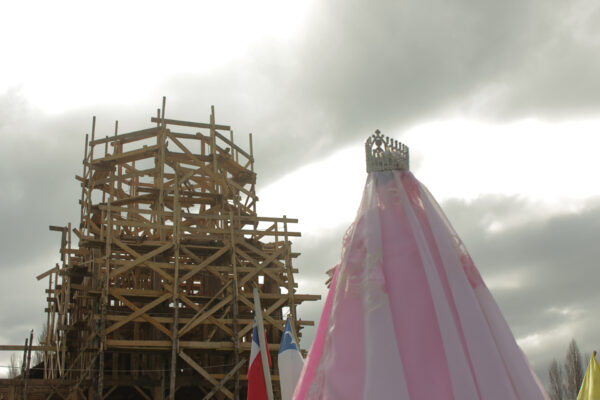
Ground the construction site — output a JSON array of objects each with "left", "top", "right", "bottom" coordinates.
[{"left": 0, "top": 98, "right": 320, "bottom": 400}]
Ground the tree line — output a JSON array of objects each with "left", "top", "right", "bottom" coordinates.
[{"left": 548, "top": 338, "right": 589, "bottom": 400}]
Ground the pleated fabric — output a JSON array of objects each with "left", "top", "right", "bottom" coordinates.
[{"left": 294, "top": 170, "right": 549, "bottom": 400}]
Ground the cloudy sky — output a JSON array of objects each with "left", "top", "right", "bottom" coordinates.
[{"left": 1, "top": 0, "right": 600, "bottom": 387}]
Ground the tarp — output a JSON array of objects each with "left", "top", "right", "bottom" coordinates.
[{"left": 294, "top": 170, "right": 549, "bottom": 400}]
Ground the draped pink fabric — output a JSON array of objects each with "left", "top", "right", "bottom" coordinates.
[{"left": 294, "top": 170, "right": 549, "bottom": 400}]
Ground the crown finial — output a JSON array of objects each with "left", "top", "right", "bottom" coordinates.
[{"left": 365, "top": 130, "right": 409, "bottom": 172}]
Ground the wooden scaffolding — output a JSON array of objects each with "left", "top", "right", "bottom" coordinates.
[{"left": 3, "top": 98, "right": 319, "bottom": 399}]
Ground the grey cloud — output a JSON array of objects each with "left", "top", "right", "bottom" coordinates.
[
  {"left": 2, "top": 0, "right": 600, "bottom": 384},
  {"left": 443, "top": 195, "right": 600, "bottom": 384},
  {"left": 153, "top": 0, "right": 600, "bottom": 186}
]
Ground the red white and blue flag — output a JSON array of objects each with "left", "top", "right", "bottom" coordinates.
[
  {"left": 278, "top": 317, "right": 304, "bottom": 400},
  {"left": 247, "top": 318, "right": 271, "bottom": 400}
]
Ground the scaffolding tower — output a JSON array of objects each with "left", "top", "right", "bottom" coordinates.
[{"left": 4, "top": 98, "right": 319, "bottom": 400}]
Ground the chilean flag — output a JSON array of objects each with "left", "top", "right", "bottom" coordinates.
[
  {"left": 247, "top": 318, "right": 271, "bottom": 400},
  {"left": 278, "top": 317, "right": 304, "bottom": 400}
]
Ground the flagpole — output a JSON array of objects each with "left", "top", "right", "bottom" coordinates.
[{"left": 253, "top": 287, "right": 274, "bottom": 400}]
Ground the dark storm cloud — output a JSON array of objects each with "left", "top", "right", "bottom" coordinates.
[{"left": 157, "top": 0, "right": 600, "bottom": 186}]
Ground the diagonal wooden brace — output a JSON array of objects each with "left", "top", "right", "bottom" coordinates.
[
  {"left": 178, "top": 350, "right": 234, "bottom": 400},
  {"left": 105, "top": 292, "right": 171, "bottom": 335},
  {"left": 236, "top": 247, "right": 285, "bottom": 287},
  {"left": 109, "top": 242, "right": 173, "bottom": 279},
  {"left": 178, "top": 294, "right": 233, "bottom": 337},
  {"left": 181, "top": 245, "right": 230, "bottom": 282},
  {"left": 110, "top": 292, "right": 173, "bottom": 338},
  {"left": 237, "top": 295, "right": 287, "bottom": 339},
  {"left": 201, "top": 358, "right": 246, "bottom": 400}
]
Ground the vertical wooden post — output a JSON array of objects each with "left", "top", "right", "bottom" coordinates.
[
  {"left": 158, "top": 97, "right": 167, "bottom": 241},
  {"left": 87, "top": 117, "right": 96, "bottom": 236},
  {"left": 210, "top": 106, "right": 217, "bottom": 175},
  {"left": 102, "top": 137, "right": 108, "bottom": 203},
  {"left": 283, "top": 216, "right": 296, "bottom": 324},
  {"left": 229, "top": 211, "right": 240, "bottom": 399},
  {"left": 80, "top": 133, "right": 89, "bottom": 232},
  {"left": 98, "top": 160, "right": 114, "bottom": 400},
  {"left": 252, "top": 288, "right": 274, "bottom": 400},
  {"left": 249, "top": 133, "right": 257, "bottom": 224},
  {"left": 169, "top": 176, "right": 180, "bottom": 400},
  {"left": 44, "top": 275, "right": 52, "bottom": 380},
  {"left": 19, "top": 338, "right": 27, "bottom": 400},
  {"left": 24, "top": 330, "right": 33, "bottom": 400}
]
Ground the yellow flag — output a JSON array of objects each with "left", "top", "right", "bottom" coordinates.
[{"left": 578, "top": 352, "right": 600, "bottom": 400}]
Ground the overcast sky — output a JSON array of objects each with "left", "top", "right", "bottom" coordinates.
[{"left": 1, "top": 0, "right": 600, "bottom": 387}]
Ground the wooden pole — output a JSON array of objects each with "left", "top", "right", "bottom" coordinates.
[
  {"left": 80, "top": 133, "right": 88, "bottom": 233},
  {"left": 252, "top": 288, "right": 274, "bottom": 400},
  {"left": 229, "top": 210, "right": 240, "bottom": 399},
  {"left": 98, "top": 156, "right": 114, "bottom": 399},
  {"left": 169, "top": 176, "right": 180, "bottom": 400},
  {"left": 24, "top": 330, "right": 33, "bottom": 400},
  {"left": 158, "top": 97, "right": 167, "bottom": 241},
  {"left": 20, "top": 338, "right": 27, "bottom": 400}
]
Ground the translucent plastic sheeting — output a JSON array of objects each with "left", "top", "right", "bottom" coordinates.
[{"left": 294, "top": 170, "right": 549, "bottom": 400}]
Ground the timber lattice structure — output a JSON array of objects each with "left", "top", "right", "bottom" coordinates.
[{"left": 0, "top": 98, "right": 319, "bottom": 400}]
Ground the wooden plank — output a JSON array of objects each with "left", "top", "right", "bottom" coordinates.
[
  {"left": 178, "top": 295, "right": 233, "bottom": 337},
  {"left": 178, "top": 213, "right": 298, "bottom": 224},
  {"left": 0, "top": 345, "right": 54, "bottom": 351},
  {"left": 105, "top": 292, "right": 171, "bottom": 335},
  {"left": 180, "top": 245, "right": 224, "bottom": 282},
  {"left": 110, "top": 292, "right": 173, "bottom": 338},
  {"left": 92, "top": 167, "right": 156, "bottom": 186},
  {"left": 214, "top": 130, "right": 252, "bottom": 160},
  {"left": 103, "top": 386, "right": 117, "bottom": 399},
  {"left": 177, "top": 293, "right": 233, "bottom": 337},
  {"left": 150, "top": 117, "right": 231, "bottom": 131},
  {"left": 109, "top": 242, "right": 173, "bottom": 279},
  {"left": 178, "top": 351, "right": 234, "bottom": 400},
  {"left": 91, "top": 127, "right": 160, "bottom": 145},
  {"left": 110, "top": 193, "right": 156, "bottom": 206},
  {"left": 98, "top": 204, "right": 170, "bottom": 216},
  {"left": 238, "top": 296, "right": 288, "bottom": 339},
  {"left": 97, "top": 313, "right": 314, "bottom": 326},
  {"left": 134, "top": 385, "right": 152, "bottom": 400},
  {"left": 91, "top": 144, "right": 161, "bottom": 165},
  {"left": 166, "top": 131, "right": 223, "bottom": 184},
  {"left": 110, "top": 235, "right": 174, "bottom": 283},
  {"left": 180, "top": 245, "right": 230, "bottom": 282},
  {"left": 36, "top": 266, "right": 59, "bottom": 281},
  {"left": 201, "top": 358, "right": 246, "bottom": 400},
  {"left": 236, "top": 247, "right": 285, "bottom": 287}
]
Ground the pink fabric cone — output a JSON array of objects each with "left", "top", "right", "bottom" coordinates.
[{"left": 294, "top": 170, "right": 549, "bottom": 400}]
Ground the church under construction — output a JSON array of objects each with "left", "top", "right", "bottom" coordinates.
[{"left": 0, "top": 98, "right": 320, "bottom": 400}]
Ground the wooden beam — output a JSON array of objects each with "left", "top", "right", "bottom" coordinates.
[
  {"left": 150, "top": 117, "right": 231, "bottom": 131},
  {"left": 109, "top": 242, "right": 173, "bottom": 279},
  {"left": 110, "top": 292, "right": 173, "bottom": 338},
  {"left": 180, "top": 245, "right": 230, "bottom": 282},
  {"left": 0, "top": 345, "right": 54, "bottom": 351},
  {"left": 105, "top": 293, "right": 171, "bottom": 335},
  {"left": 201, "top": 358, "right": 246, "bottom": 400},
  {"left": 178, "top": 351, "right": 234, "bottom": 400}
]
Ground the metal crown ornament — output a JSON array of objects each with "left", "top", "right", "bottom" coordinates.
[{"left": 365, "top": 130, "right": 409, "bottom": 172}]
